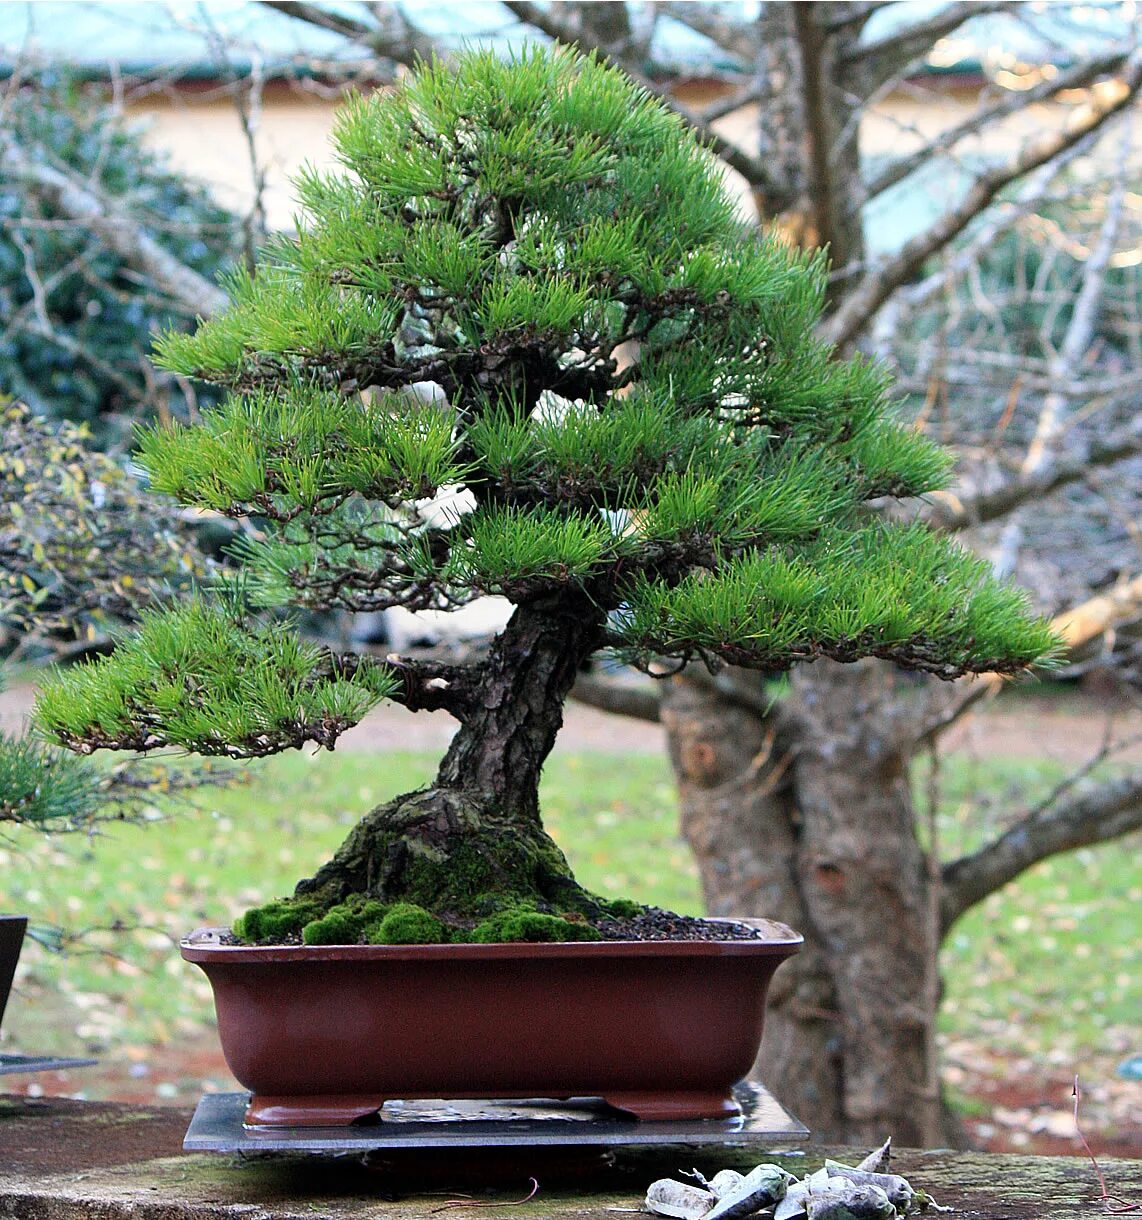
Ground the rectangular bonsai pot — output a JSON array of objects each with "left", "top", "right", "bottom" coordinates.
[{"left": 181, "top": 919, "right": 801, "bottom": 1127}]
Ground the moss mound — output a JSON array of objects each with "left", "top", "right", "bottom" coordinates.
[
  {"left": 235, "top": 893, "right": 643, "bottom": 946},
  {"left": 469, "top": 903, "right": 601, "bottom": 943},
  {"left": 365, "top": 903, "right": 448, "bottom": 945},
  {"left": 232, "top": 788, "right": 648, "bottom": 946}
]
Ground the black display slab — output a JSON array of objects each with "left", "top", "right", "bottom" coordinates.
[{"left": 185, "top": 1082, "right": 808, "bottom": 1153}]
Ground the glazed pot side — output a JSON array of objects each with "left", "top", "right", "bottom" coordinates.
[{"left": 182, "top": 927, "right": 802, "bottom": 1127}]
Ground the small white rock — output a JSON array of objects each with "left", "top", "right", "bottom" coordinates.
[
  {"left": 709, "top": 1170, "right": 747, "bottom": 1199},
  {"left": 645, "top": 1179, "right": 716, "bottom": 1220},
  {"left": 704, "top": 1164, "right": 793, "bottom": 1220}
]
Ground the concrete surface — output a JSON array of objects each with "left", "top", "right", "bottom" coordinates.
[{"left": 2, "top": 1094, "right": 1140, "bottom": 1219}]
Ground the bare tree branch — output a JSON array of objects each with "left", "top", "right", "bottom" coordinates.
[
  {"left": 844, "top": 1, "right": 1017, "bottom": 82},
  {"left": 260, "top": 0, "right": 371, "bottom": 42},
  {"left": 940, "top": 772, "right": 1142, "bottom": 931},
  {"left": 926, "top": 416, "right": 1142, "bottom": 531},
  {"left": 822, "top": 2, "right": 895, "bottom": 35},
  {"left": 857, "top": 47, "right": 1132, "bottom": 211},
  {"left": 0, "top": 134, "right": 227, "bottom": 317},
  {"left": 823, "top": 52, "right": 1142, "bottom": 349},
  {"left": 260, "top": 0, "right": 436, "bottom": 66},
  {"left": 571, "top": 672, "right": 661, "bottom": 723},
  {"left": 895, "top": 134, "right": 1097, "bottom": 315},
  {"left": 662, "top": 2, "right": 758, "bottom": 62},
  {"left": 991, "top": 117, "right": 1133, "bottom": 577}
]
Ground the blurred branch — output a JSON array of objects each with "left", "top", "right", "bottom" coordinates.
[
  {"left": 844, "top": 1, "right": 1017, "bottom": 83},
  {"left": 940, "top": 771, "right": 1142, "bottom": 931},
  {"left": 824, "top": 52, "right": 1142, "bottom": 349},
  {"left": 822, "top": 2, "right": 894, "bottom": 35},
  {"left": 991, "top": 117, "right": 1132, "bottom": 577},
  {"left": 0, "top": 133, "right": 227, "bottom": 316},
  {"left": 857, "top": 47, "right": 1132, "bottom": 211},
  {"left": 260, "top": 0, "right": 436, "bottom": 65},
  {"left": 926, "top": 416, "right": 1142, "bottom": 531},
  {"left": 897, "top": 135, "right": 1097, "bottom": 315},
  {"left": 571, "top": 672, "right": 661, "bottom": 722},
  {"left": 663, "top": 3, "right": 758, "bottom": 62}
]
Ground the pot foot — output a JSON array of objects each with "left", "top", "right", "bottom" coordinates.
[
  {"left": 602, "top": 1090, "right": 741, "bottom": 1121},
  {"left": 244, "top": 1094, "right": 388, "bottom": 1127}
]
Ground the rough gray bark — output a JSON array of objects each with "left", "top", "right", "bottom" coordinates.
[
  {"left": 662, "top": 661, "right": 941, "bottom": 1146},
  {"left": 296, "top": 594, "right": 607, "bottom": 913}
]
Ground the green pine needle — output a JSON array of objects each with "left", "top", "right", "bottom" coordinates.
[{"left": 34, "top": 600, "right": 396, "bottom": 757}]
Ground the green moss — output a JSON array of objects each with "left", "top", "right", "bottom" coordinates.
[
  {"left": 300, "top": 899, "right": 389, "bottom": 946},
  {"left": 233, "top": 897, "right": 324, "bottom": 942},
  {"left": 600, "top": 897, "right": 643, "bottom": 919},
  {"left": 364, "top": 902, "right": 447, "bottom": 945},
  {"left": 399, "top": 835, "right": 559, "bottom": 912},
  {"left": 466, "top": 903, "right": 603, "bottom": 944}
]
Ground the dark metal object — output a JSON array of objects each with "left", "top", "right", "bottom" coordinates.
[
  {"left": 184, "top": 1081, "right": 807, "bottom": 1152},
  {"left": 0, "top": 1053, "right": 98, "bottom": 1075},
  {"left": 1, "top": 916, "right": 97, "bottom": 1075},
  {"left": 0, "top": 916, "right": 27, "bottom": 1028}
]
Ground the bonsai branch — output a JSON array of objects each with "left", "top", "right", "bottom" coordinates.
[{"left": 319, "top": 650, "right": 484, "bottom": 720}]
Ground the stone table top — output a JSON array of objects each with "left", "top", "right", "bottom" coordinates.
[{"left": 2, "top": 1094, "right": 1139, "bottom": 1219}]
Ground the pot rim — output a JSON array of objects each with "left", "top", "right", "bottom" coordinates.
[{"left": 181, "top": 917, "right": 802, "bottom": 963}]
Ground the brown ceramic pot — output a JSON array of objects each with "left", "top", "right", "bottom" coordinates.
[{"left": 181, "top": 918, "right": 801, "bottom": 1127}]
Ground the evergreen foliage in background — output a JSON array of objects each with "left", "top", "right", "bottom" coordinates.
[
  {"left": 37, "top": 48, "right": 1062, "bottom": 944},
  {"left": 1, "top": 401, "right": 231, "bottom": 833},
  {"left": 0, "top": 74, "right": 241, "bottom": 444},
  {"left": 1, "top": 400, "right": 208, "bottom": 652}
]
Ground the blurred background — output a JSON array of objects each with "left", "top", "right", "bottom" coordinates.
[{"left": 1, "top": 0, "right": 1139, "bottom": 1155}]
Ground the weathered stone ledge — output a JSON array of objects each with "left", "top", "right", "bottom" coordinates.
[{"left": 2, "top": 1095, "right": 1139, "bottom": 1219}]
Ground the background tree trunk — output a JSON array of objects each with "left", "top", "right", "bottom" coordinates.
[
  {"left": 662, "top": 661, "right": 945, "bottom": 1144},
  {"left": 657, "top": 1, "right": 952, "bottom": 1144}
]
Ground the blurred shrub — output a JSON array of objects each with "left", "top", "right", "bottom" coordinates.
[{"left": 0, "top": 73, "right": 241, "bottom": 445}]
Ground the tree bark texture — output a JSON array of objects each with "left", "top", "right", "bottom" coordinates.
[
  {"left": 661, "top": 661, "right": 941, "bottom": 1145},
  {"left": 296, "top": 593, "right": 607, "bottom": 917}
]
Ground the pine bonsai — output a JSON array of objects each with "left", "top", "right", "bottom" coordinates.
[{"left": 35, "top": 47, "right": 1060, "bottom": 946}]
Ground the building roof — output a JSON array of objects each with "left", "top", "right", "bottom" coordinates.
[{"left": 1, "top": 1, "right": 1132, "bottom": 81}]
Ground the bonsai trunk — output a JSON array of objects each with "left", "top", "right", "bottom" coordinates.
[
  {"left": 661, "top": 661, "right": 956, "bottom": 1147},
  {"left": 295, "top": 593, "right": 608, "bottom": 920}
]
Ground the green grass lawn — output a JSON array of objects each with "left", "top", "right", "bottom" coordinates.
[{"left": 2, "top": 748, "right": 1137, "bottom": 1069}]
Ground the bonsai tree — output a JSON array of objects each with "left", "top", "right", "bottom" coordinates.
[{"left": 35, "top": 47, "right": 1060, "bottom": 946}]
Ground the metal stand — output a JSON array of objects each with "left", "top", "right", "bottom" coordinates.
[
  {"left": 185, "top": 1082, "right": 807, "bottom": 1153},
  {"left": 0, "top": 1053, "right": 98, "bottom": 1075}
]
